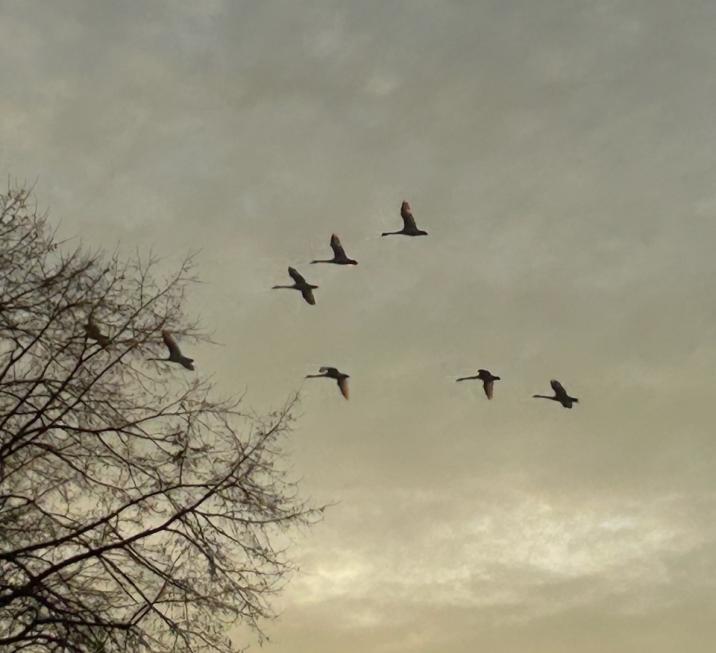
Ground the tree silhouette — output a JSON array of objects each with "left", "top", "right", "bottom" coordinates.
[{"left": 0, "top": 185, "right": 320, "bottom": 652}]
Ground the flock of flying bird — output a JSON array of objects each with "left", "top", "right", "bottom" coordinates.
[{"left": 84, "top": 200, "right": 579, "bottom": 408}]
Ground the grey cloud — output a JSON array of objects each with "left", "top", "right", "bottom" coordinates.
[{"left": 2, "top": 0, "right": 716, "bottom": 651}]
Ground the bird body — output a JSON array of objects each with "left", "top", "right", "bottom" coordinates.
[
  {"left": 272, "top": 267, "right": 318, "bottom": 305},
  {"left": 311, "top": 234, "right": 358, "bottom": 265},
  {"left": 149, "top": 330, "right": 195, "bottom": 370},
  {"left": 382, "top": 201, "right": 429, "bottom": 237},
  {"left": 305, "top": 366, "right": 350, "bottom": 399},
  {"left": 456, "top": 368, "right": 500, "bottom": 399},
  {"left": 84, "top": 318, "right": 110, "bottom": 348},
  {"left": 533, "top": 379, "right": 578, "bottom": 408}
]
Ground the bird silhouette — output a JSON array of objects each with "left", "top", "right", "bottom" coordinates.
[
  {"left": 305, "top": 366, "right": 350, "bottom": 399},
  {"left": 311, "top": 234, "right": 358, "bottom": 265},
  {"left": 84, "top": 317, "right": 110, "bottom": 348},
  {"left": 533, "top": 379, "right": 578, "bottom": 408},
  {"left": 272, "top": 267, "right": 318, "bottom": 305},
  {"left": 149, "top": 330, "right": 195, "bottom": 370},
  {"left": 456, "top": 368, "right": 501, "bottom": 399},
  {"left": 382, "top": 201, "right": 428, "bottom": 237}
]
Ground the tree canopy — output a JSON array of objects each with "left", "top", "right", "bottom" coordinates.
[{"left": 0, "top": 186, "right": 319, "bottom": 652}]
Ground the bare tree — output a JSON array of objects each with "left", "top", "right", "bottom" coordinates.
[{"left": 0, "top": 185, "right": 320, "bottom": 652}]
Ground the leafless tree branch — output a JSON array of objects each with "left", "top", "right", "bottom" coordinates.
[{"left": 0, "top": 185, "right": 321, "bottom": 652}]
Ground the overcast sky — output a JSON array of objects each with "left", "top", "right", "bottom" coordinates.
[{"left": 2, "top": 1, "right": 716, "bottom": 651}]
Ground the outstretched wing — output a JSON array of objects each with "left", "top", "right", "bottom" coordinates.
[
  {"left": 84, "top": 319, "right": 109, "bottom": 346},
  {"left": 301, "top": 286, "right": 316, "bottom": 305},
  {"left": 400, "top": 201, "right": 418, "bottom": 231},
  {"left": 550, "top": 379, "right": 567, "bottom": 399},
  {"left": 319, "top": 366, "right": 339, "bottom": 376},
  {"left": 84, "top": 321, "right": 99, "bottom": 339},
  {"left": 337, "top": 376, "right": 349, "bottom": 399},
  {"left": 483, "top": 379, "right": 494, "bottom": 400},
  {"left": 162, "top": 330, "right": 183, "bottom": 358},
  {"left": 330, "top": 234, "right": 347, "bottom": 259},
  {"left": 288, "top": 266, "right": 306, "bottom": 285}
]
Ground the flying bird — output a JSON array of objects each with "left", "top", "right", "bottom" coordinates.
[
  {"left": 456, "top": 368, "right": 501, "bottom": 399},
  {"left": 381, "top": 201, "right": 428, "bottom": 237},
  {"left": 305, "top": 366, "right": 350, "bottom": 399},
  {"left": 311, "top": 234, "right": 358, "bottom": 265},
  {"left": 84, "top": 318, "right": 110, "bottom": 348},
  {"left": 149, "top": 330, "right": 195, "bottom": 370},
  {"left": 533, "top": 379, "right": 579, "bottom": 409},
  {"left": 272, "top": 267, "right": 318, "bottom": 305}
]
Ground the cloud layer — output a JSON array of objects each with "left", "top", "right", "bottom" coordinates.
[{"left": 2, "top": 1, "right": 716, "bottom": 650}]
